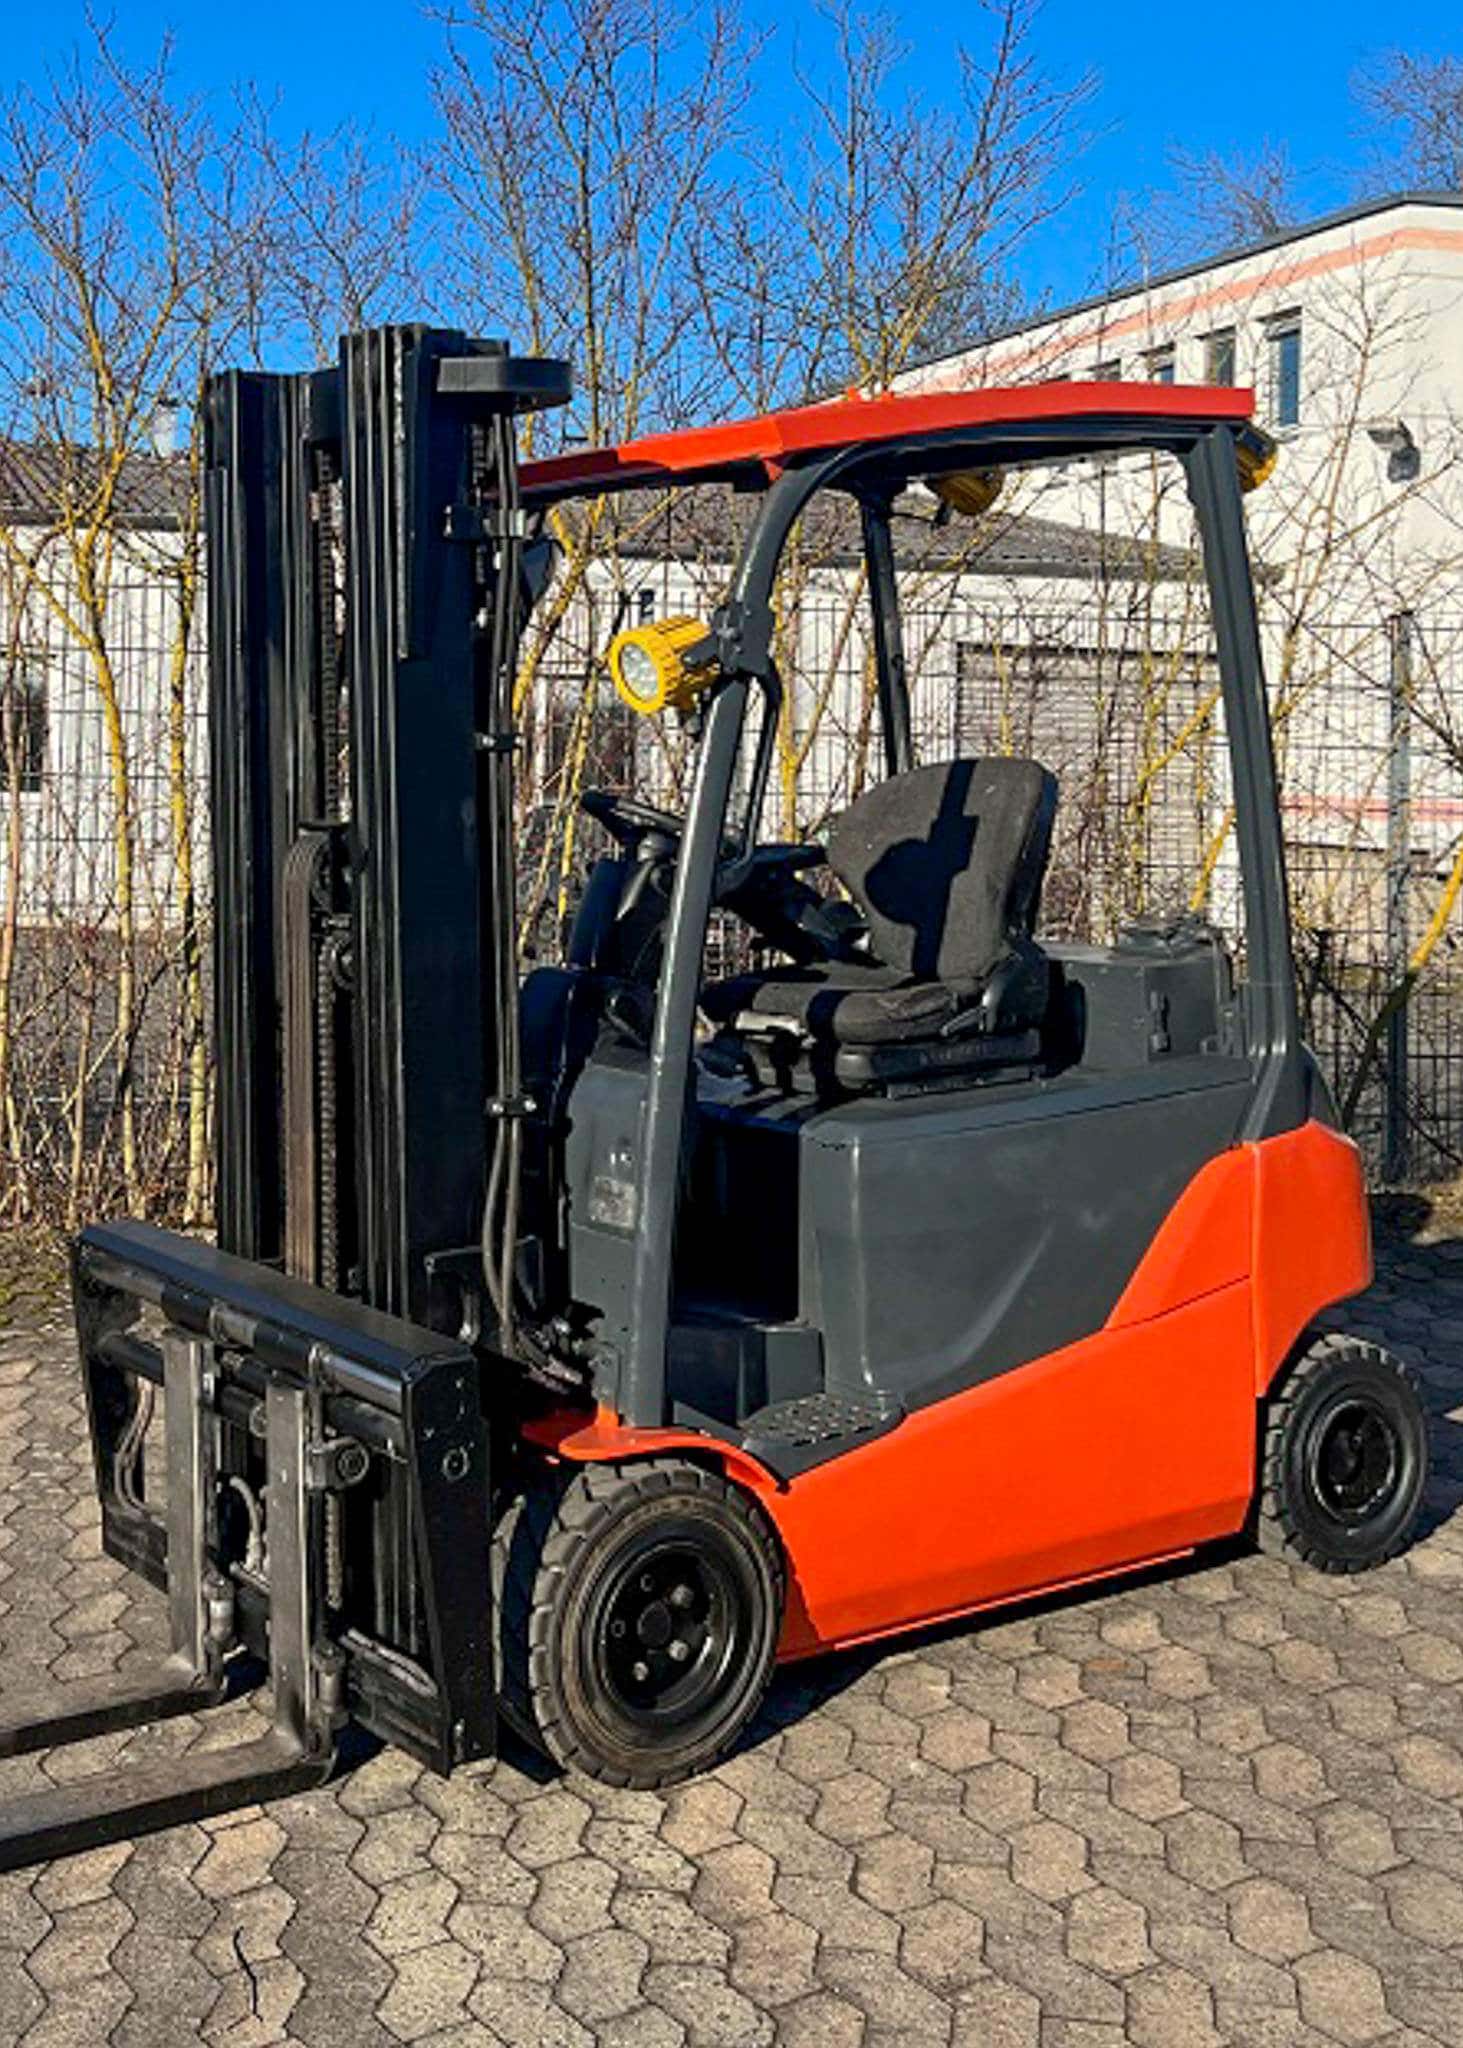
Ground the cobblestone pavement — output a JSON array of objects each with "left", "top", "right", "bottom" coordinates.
[{"left": 0, "top": 1234, "right": 1460, "bottom": 2048}]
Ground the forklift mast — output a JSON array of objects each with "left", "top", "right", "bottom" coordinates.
[{"left": 207, "top": 325, "right": 567, "bottom": 1327}]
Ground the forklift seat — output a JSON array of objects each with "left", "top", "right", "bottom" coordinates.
[{"left": 704, "top": 757, "right": 1058, "bottom": 1090}]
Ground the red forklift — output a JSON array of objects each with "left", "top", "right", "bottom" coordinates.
[{"left": 0, "top": 326, "right": 1426, "bottom": 1862}]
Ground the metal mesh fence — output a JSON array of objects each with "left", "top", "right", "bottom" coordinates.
[{"left": 0, "top": 533, "right": 209, "bottom": 1223}]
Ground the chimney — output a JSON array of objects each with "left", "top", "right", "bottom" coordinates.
[{"left": 149, "top": 396, "right": 182, "bottom": 457}]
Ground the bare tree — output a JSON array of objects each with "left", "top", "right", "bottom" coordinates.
[
  {"left": 1124, "top": 139, "right": 1301, "bottom": 275},
  {"left": 0, "top": 24, "right": 267, "bottom": 1222},
  {"left": 1356, "top": 51, "right": 1463, "bottom": 193},
  {"left": 702, "top": 0, "right": 1092, "bottom": 407},
  {"left": 242, "top": 94, "right": 429, "bottom": 363}
]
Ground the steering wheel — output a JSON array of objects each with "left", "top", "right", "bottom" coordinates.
[{"left": 579, "top": 788, "right": 684, "bottom": 849}]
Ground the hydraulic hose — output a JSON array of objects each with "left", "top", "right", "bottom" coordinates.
[{"left": 481, "top": 411, "right": 527, "bottom": 1355}]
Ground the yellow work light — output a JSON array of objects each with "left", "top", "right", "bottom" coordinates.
[
  {"left": 606, "top": 616, "right": 718, "bottom": 716},
  {"left": 930, "top": 468, "right": 1006, "bottom": 519},
  {"left": 1235, "top": 423, "right": 1278, "bottom": 493}
]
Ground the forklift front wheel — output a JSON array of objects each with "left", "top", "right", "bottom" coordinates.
[
  {"left": 1257, "top": 1334, "right": 1430, "bottom": 1573},
  {"left": 494, "top": 1457, "right": 784, "bottom": 1788}
]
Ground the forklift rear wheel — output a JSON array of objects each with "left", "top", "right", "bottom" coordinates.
[
  {"left": 1257, "top": 1335, "right": 1429, "bottom": 1573},
  {"left": 494, "top": 1457, "right": 784, "bottom": 1787}
]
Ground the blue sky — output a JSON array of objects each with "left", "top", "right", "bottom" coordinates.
[{"left": 2, "top": 0, "right": 1455, "bottom": 309}]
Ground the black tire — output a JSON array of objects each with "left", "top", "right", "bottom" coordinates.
[
  {"left": 1257, "top": 1334, "right": 1429, "bottom": 1573},
  {"left": 493, "top": 1457, "right": 784, "bottom": 1788}
]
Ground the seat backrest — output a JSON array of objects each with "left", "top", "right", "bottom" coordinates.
[{"left": 827, "top": 757, "right": 1058, "bottom": 982}]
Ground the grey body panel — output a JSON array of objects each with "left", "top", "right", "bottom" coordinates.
[
  {"left": 564, "top": 938, "right": 1255, "bottom": 1426},
  {"left": 1046, "top": 937, "right": 1238, "bottom": 1070},
  {"left": 798, "top": 1058, "right": 1253, "bottom": 1408},
  {"left": 563, "top": 1049, "right": 647, "bottom": 1390}
]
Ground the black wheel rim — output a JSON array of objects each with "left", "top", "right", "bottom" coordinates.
[
  {"left": 1308, "top": 1398, "right": 1402, "bottom": 1525},
  {"left": 587, "top": 1524, "right": 753, "bottom": 1738}
]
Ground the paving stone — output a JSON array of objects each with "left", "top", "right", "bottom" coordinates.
[
  {"left": 1228, "top": 1875, "right": 1317, "bottom": 1963},
  {"left": 724, "top": 1908, "right": 819, "bottom": 2007},
  {"left": 1379, "top": 1862, "right": 1463, "bottom": 1947},
  {"left": 1059, "top": 1699, "right": 1131, "bottom": 1765},
  {"left": 1161, "top": 1808, "right": 1251, "bottom": 1890},
  {"left": 1394, "top": 1733, "right": 1463, "bottom": 1800},
  {"left": 24, "top": 1895, "right": 133, "bottom": 1990},
  {"left": 0, "top": 1957, "right": 45, "bottom": 2042},
  {"left": 373, "top": 1937, "right": 479, "bottom": 2040},
  {"left": 899, "top": 1897, "right": 988, "bottom": 1992},
  {"left": 962, "top": 1757, "right": 1039, "bottom": 1831},
  {"left": 1009, "top": 1820, "right": 1093, "bottom": 1902},
  {"left": 818, "top": 1945, "right": 955, "bottom": 2037},
  {"left": 30, "top": 1844, "right": 132, "bottom": 1913},
  {"left": 771, "top": 1990, "right": 865, "bottom": 2046},
  {"left": 1125, "top": 1962, "right": 1222, "bottom": 2047},
  {"left": 920, "top": 1708, "right": 996, "bottom": 1772},
  {"left": 853, "top": 1828, "right": 937, "bottom": 1911},
  {"left": 1109, "top": 1751, "right": 1186, "bottom": 1821},
  {"left": 111, "top": 1925, "right": 220, "bottom": 2045},
  {"left": 951, "top": 1978, "right": 1042, "bottom": 2046},
  {"left": 1293, "top": 1947, "right": 1394, "bottom": 2045},
  {"left": 554, "top": 1928, "right": 650, "bottom": 2025},
  {"left": 194, "top": 1817, "right": 288, "bottom": 1900},
  {"left": 528, "top": 1854, "right": 619, "bottom": 1943},
  {"left": 366, "top": 1870, "right": 461, "bottom": 1957},
  {"left": 203, "top": 1951, "right": 305, "bottom": 2043},
  {"left": 1063, "top": 1884, "right": 1153, "bottom": 1974},
  {"left": 16, "top": 1975, "right": 132, "bottom": 2048},
  {"left": 467, "top": 1979, "right": 592, "bottom": 2048},
  {"left": 982, "top": 1931, "right": 1126, "bottom": 2024},
  {"left": 811, "top": 1768, "right": 893, "bottom": 1844},
  {"left": 659, "top": 1779, "right": 744, "bottom": 1856},
  {"left": 1313, "top": 1800, "right": 1404, "bottom": 1878},
  {"left": 641, "top": 1962, "right": 776, "bottom": 2044},
  {"left": 444, "top": 1902, "right": 561, "bottom": 1984},
  {"left": 350, "top": 1806, "right": 441, "bottom": 1888},
  {"left": 690, "top": 1842, "right": 777, "bottom": 1924}
]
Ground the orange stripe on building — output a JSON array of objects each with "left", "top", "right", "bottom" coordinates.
[{"left": 929, "top": 225, "right": 1463, "bottom": 387}]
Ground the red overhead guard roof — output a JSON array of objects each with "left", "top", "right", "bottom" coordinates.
[{"left": 519, "top": 381, "right": 1256, "bottom": 501}]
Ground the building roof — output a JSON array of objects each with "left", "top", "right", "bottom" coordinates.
[
  {"left": 906, "top": 190, "right": 1463, "bottom": 378},
  {"left": 606, "top": 485, "right": 1197, "bottom": 584},
  {"left": 0, "top": 441, "right": 188, "bottom": 532}
]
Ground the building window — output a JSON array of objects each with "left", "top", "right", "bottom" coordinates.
[
  {"left": 1268, "top": 314, "right": 1301, "bottom": 428},
  {"left": 635, "top": 588, "right": 656, "bottom": 624},
  {"left": 1091, "top": 358, "right": 1122, "bottom": 381},
  {"left": 1, "top": 662, "right": 46, "bottom": 794},
  {"left": 1203, "top": 329, "right": 1237, "bottom": 386},
  {"left": 1143, "top": 346, "right": 1176, "bottom": 385}
]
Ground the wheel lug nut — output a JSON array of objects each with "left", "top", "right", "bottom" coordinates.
[
  {"left": 669, "top": 1584, "right": 694, "bottom": 1610},
  {"left": 667, "top": 1639, "right": 690, "bottom": 1663},
  {"left": 632, "top": 1660, "right": 649, "bottom": 1682}
]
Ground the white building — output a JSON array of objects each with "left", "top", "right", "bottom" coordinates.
[
  {"left": 902, "top": 190, "right": 1463, "bottom": 559},
  {"left": 0, "top": 443, "right": 202, "bottom": 928},
  {"left": 897, "top": 193, "right": 1463, "bottom": 965}
]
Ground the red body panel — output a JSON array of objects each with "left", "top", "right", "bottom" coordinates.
[
  {"left": 529, "top": 1120, "right": 1371, "bottom": 1660},
  {"left": 1251, "top": 1121, "right": 1372, "bottom": 1388}
]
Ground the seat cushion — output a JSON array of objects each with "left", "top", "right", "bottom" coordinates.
[{"left": 703, "top": 962, "right": 972, "bottom": 1048}]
